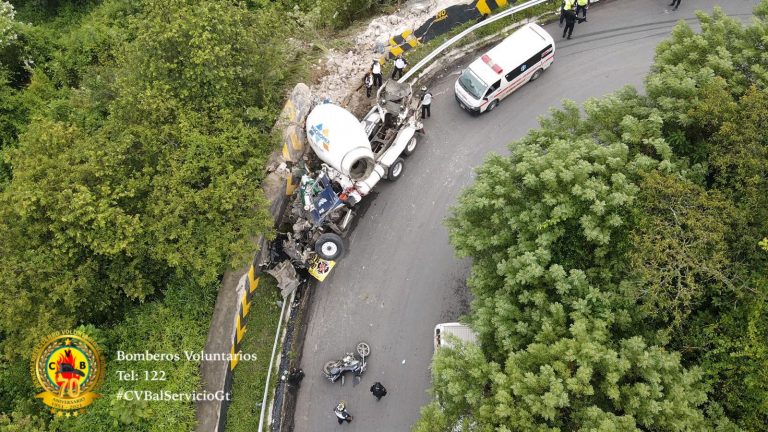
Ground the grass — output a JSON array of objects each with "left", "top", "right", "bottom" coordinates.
[{"left": 224, "top": 276, "right": 283, "bottom": 432}]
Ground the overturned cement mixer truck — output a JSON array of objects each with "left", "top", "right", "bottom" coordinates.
[{"left": 264, "top": 80, "right": 423, "bottom": 285}]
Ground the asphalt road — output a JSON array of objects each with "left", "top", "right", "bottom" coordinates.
[{"left": 292, "top": 1, "right": 758, "bottom": 431}]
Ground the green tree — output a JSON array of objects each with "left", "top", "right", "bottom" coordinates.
[
  {"left": 426, "top": 6, "right": 768, "bottom": 429},
  {"left": 627, "top": 171, "right": 737, "bottom": 327},
  {"left": 0, "top": 412, "right": 50, "bottom": 432},
  {"left": 415, "top": 269, "right": 707, "bottom": 431}
]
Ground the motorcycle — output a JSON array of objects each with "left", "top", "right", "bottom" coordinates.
[{"left": 322, "top": 342, "right": 371, "bottom": 385}]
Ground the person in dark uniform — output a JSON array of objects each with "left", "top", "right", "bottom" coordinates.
[
  {"left": 559, "top": 0, "right": 575, "bottom": 27},
  {"left": 668, "top": 0, "right": 681, "bottom": 10},
  {"left": 562, "top": 7, "right": 578, "bottom": 40},
  {"left": 575, "top": 0, "right": 589, "bottom": 22},
  {"left": 370, "top": 382, "right": 388, "bottom": 401},
  {"left": 286, "top": 367, "right": 304, "bottom": 386}
]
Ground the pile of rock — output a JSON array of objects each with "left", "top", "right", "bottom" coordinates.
[{"left": 311, "top": 0, "right": 470, "bottom": 106}]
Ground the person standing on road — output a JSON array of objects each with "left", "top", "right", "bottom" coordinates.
[
  {"left": 559, "top": 0, "right": 575, "bottom": 27},
  {"left": 363, "top": 72, "right": 374, "bottom": 97},
  {"left": 370, "top": 382, "right": 388, "bottom": 401},
  {"left": 562, "top": 7, "right": 578, "bottom": 39},
  {"left": 668, "top": 0, "right": 681, "bottom": 10},
  {"left": 334, "top": 401, "right": 353, "bottom": 424},
  {"left": 372, "top": 60, "right": 383, "bottom": 87},
  {"left": 392, "top": 55, "right": 407, "bottom": 80},
  {"left": 420, "top": 87, "right": 432, "bottom": 119},
  {"left": 576, "top": 0, "right": 589, "bottom": 22}
]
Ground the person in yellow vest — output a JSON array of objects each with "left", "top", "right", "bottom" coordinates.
[
  {"left": 562, "top": 5, "right": 578, "bottom": 40},
  {"left": 559, "top": 0, "right": 576, "bottom": 27},
  {"left": 576, "top": 0, "right": 590, "bottom": 22}
]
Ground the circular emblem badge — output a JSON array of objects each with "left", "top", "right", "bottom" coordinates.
[{"left": 31, "top": 331, "right": 105, "bottom": 416}]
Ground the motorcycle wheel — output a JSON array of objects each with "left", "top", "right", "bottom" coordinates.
[{"left": 356, "top": 342, "right": 371, "bottom": 357}]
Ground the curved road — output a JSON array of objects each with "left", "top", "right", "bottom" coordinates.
[{"left": 292, "top": 1, "right": 757, "bottom": 431}]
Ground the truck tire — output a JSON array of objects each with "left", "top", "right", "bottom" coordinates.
[
  {"left": 315, "top": 233, "right": 344, "bottom": 260},
  {"left": 530, "top": 68, "right": 544, "bottom": 82},
  {"left": 403, "top": 136, "right": 418, "bottom": 156},
  {"left": 485, "top": 99, "right": 499, "bottom": 113},
  {"left": 387, "top": 157, "right": 405, "bottom": 181}
]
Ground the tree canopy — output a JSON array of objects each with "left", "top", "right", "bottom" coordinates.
[{"left": 416, "top": 4, "right": 768, "bottom": 431}]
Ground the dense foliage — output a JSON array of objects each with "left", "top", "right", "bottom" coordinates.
[
  {"left": 415, "top": 5, "right": 768, "bottom": 432},
  {"left": 0, "top": 0, "right": 390, "bottom": 428}
]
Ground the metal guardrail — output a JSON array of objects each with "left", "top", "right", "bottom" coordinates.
[
  {"left": 257, "top": 291, "right": 293, "bottom": 432},
  {"left": 399, "top": 0, "right": 551, "bottom": 83}
]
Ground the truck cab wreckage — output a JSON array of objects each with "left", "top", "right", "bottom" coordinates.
[{"left": 263, "top": 80, "right": 423, "bottom": 290}]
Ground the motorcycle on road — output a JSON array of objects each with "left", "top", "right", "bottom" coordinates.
[{"left": 322, "top": 342, "right": 370, "bottom": 385}]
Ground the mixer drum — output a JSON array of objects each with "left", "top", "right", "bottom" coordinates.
[{"left": 306, "top": 104, "right": 375, "bottom": 180}]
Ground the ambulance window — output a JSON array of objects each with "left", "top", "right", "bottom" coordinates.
[
  {"left": 485, "top": 80, "right": 501, "bottom": 97},
  {"left": 507, "top": 58, "right": 532, "bottom": 81},
  {"left": 524, "top": 52, "right": 542, "bottom": 71}
]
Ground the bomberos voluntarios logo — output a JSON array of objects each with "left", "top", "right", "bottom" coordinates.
[{"left": 30, "top": 331, "right": 105, "bottom": 417}]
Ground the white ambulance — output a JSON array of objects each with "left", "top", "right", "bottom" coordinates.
[
  {"left": 434, "top": 322, "right": 478, "bottom": 351},
  {"left": 455, "top": 23, "right": 555, "bottom": 114}
]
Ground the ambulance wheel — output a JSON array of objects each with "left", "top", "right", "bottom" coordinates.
[
  {"left": 315, "top": 233, "right": 344, "bottom": 261},
  {"left": 387, "top": 158, "right": 405, "bottom": 181},
  {"left": 404, "top": 136, "right": 418, "bottom": 156},
  {"left": 485, "top": 99, "right": 499, "bottom": 112},
  {"left": 530, "top": 68, "right": 544, "bottom": 81}
]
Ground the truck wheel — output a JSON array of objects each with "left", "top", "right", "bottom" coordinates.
[
  {"left": 404, "top": 136, "right": 418, "bottom": 156},
  {"left": 485, "top": 99, "right": 499, "bottom": 113},
  {"left": 387, "top": 157, "right": 405, "bottom": 181},
  {"left": 530, "top": 68, "right": 544, "bottom": 82},
  {"left": 315, "top": 233, "right": 344, "bottom": 260}
]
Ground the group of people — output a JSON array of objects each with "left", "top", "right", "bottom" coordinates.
[
  {"left": 333, "top": 382, "right": 388, "bottom": 425},
  {"left": 559, "top": 0, "right": 589, "bottom": 40},
  {"left": 363, "top": 56, "right": 407, "bottom": 97},
  {"left": 561, "top": 0, "right": 683, "bottom": 40},
  {"left": 363, "top": 56, "right": 434, "bottom": 120}
]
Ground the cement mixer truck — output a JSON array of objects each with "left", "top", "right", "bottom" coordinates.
[{"left": 265, "top": 80, "right": 423, "bottom": 284}]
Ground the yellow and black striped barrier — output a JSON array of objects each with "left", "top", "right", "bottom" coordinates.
[
  {"left": 476, "top": 0, "right": 509, "bottom": 16},
  {"left": 389, "top": 0, "right": 511, "bottom": 58},
  {"left": 230, "top": 264, "right": 260, "bottom": 371},
  {"left": 278, "top": 84, "right": 311, "bottom": 166},
  {"left": 388, "top": 28, "right": 421, "bottom": 57}
]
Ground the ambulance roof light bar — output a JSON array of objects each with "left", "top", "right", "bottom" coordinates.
[{"left": 481, "top": 54, "right": 503, "bottom": 74}]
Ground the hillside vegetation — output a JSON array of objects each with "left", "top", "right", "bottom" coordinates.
[{"left": 0, "top": 0, "right": 397, "bottom": 430}]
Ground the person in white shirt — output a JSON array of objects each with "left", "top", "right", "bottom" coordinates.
[
  {"left": 371, "top": 60, "right": 382, "bottom": 87},
  {"left": 391, "top": 56, "right": 407, "bottom": 79},
  {"left": 363, "top": 72, "right": 373, "bottom": 97},
  {"left": 420, "top": 86, "right": 432, "bottom": 118}
]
